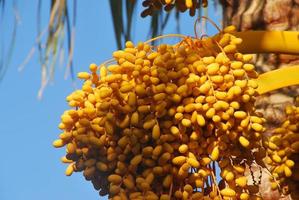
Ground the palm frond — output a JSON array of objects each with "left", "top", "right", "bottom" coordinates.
[
  {"left": 125, "top": 0, "right": 136, "bottom": 41},
  {"left": 38, "top": 0, "right": 66, "bottom": 98},
  {"left": 2, "top": 1, "right": 18, "bottom": 78},
  {"left": 0, "top": 0, "right": 5, "bottom": 20},
  {"left": 64, "top": 0, "right": 76, "bottom": 81},
  {"left": 175, "top": 9, "right": 181, "bottom": 33},
  {"left": 0, "top": 0, "right": 6, "bottom": 80},
  {"left": 148, "top": 10, "right": 161, "bottom": 45},
  {"left": 36, "top": 0, "right": 76, "bottom": 98},
  {"left": 109, "top": 0, "right": 182, "bottom": 49},
  {"left": 109, "top": 0, "right": 124, "bottom": 49},
  {"left": 0, "top": 0, "right": 19, "bottom": 81},
  {"left": 161, "top": 12, "right": 171, "bottom": 30}
]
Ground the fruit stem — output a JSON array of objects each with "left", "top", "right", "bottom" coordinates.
[
  {"left": 256, "top": 65, "right": 299, "bottom": 94},
  {"left": 144, "top": 34, "right": 186, "bottom": 44},
  {"left": 234, "top": 31, "right": 299, "bottom": 55}
]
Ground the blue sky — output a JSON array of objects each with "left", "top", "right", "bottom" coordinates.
[{"left": 0, "top": 1, "right": 221, "bottom": 200}]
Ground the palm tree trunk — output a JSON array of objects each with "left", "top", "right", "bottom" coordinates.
[{"left": 221, "top": 0, "right": 299, "bottom": 199}]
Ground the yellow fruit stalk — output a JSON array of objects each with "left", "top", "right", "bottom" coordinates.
[
  {"left": 256, "top": 65, "right": 299, "bottom": 94},
  {"left": 234, "top": 30, "right": 299, "bottom": 94},
  {"left": 234, "top": 31, "right": 299, "bottom": 55}
]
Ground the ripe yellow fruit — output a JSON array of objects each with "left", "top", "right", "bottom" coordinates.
[
  {"left": 239, "top": 136, "right": 250, "bottom": 148},
  {"left": 206, "top": 108, "right": 216, "bottom": 118},
  {"left": 199, "top": 82, "right": 211, "bottom": 94},
  {"left": 160, "top": 194, "right": 170, "bottom": 200},
  {"left": 187, "top": 158, "right": 200, "bottom": 168},
  {"left": 143, "top": 119, "right": 156, "bottom": 130},
  {"left": 77, "top": 72, "right": 90, "bottom": 80},
  {"left": 210, "top": 146, "right": 219, "bottom": 161},
  {"left": 284, "top": 165, "right": 292, "bottom": 177},
  {"left": 130, "top": 112, "right": 139, "bottom": 126},
  {"left": 163, "top": 175, "right": 172, "bottom": 188},
  {"left": 235, "top": 176, "right": 247, "bottom": 187},
  {"left": 152, "top": 124, "right": 161, "bottom": 140},
  {"left": 220, "top": 188, "right": 236, "bottom": 197},
  {"left": 99, "top": 87, "right": 113, "bottom": 98},
  {"left": 191, "top": 192, "right": 203, "bottom": 199},
  {"left": 131, "top": 154, "right": 143, "bottom": 166},
  {"left": 207, "top": 63, "right": 219, "bottom": 75},
  {"left": 233, "top": 69, "right": 245, "bottom": 77},
  {"left": 159, "top": 152, "right": 171, "bottom": 165},
  {"left": 53, "top": 139, "right": 65, "bottom": 148},
  {"left": 234, "top": 111, "right": 247, "bottom": 119},
  {"left": 153, "top": 166, "right": 163, "bottom": 175},
  {"left": 174, "top": 190, "right": 183, "bottom": 199},
  {"left": 179, "top": 144, "right": 189, "bottom": 153},
  {"left": 223, "top": 44, "right": 237, "bottom": 53},
  {"left": 54, "top": 25, "right": 279, "bottom": 199},
  {"left": 225, "top": 172, "right": 234, "bottom": 182},
  {"left": 272, "top": 154, "right": 282, "bottom": 163},
  {"left": 172, "top": 156, "right": 186, "bottom": 166},
  {"left": 196, "top": 114, "right": 206, "bottom": 126},
  {"left": 271, "top": 182, "right": 278, "bottom": 190},
  {"left": 240, "top": 193, "right": 249, "bottom": 200},
  {"left": 61, "top": 156, "right": 72, "bottom": 163},
  {"left": 252, "top": 123, "right": 263, "bottom": 132},
  {"left": 223, "top": 25, "right": 236, "bottom": 33},
  {"left": 285, "top": 159, "right": 295, "bottom": 168},
  {"left": 231, "top": 61, "right": 243, "bottom": 69},
  {"left": 96, "top": 162, "right": 108, "bottom": 172},
  {"left": 200, "top": 157, "right": 211, "bottom": 166},
  {"left": 108, "top": 174, "right": 122, "bottom": 184},
  {"left": 65, "top": 163, "right": 74, "bottom": 176},
  {"left": 268, "top": 141, "right": 278, "bottom": 150},
  {"left": 109, "top": 185, "right": 120, "bottom": 195},
  {"left": 170, "top": 126, "right": 180, "bottom": 136},
  {"left": 243, "top": 63, "right": 255, "bottom": 71},
  {"left": 233, "top": 165, "right": 245, "bottom": 173}
]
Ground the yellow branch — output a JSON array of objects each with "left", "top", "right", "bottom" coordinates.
[
  {"left": 256, "top": 65, "right": 299, "bottom": 94},
  {"left": 233, "top": 31, "right": 299, "bottom": 55}
]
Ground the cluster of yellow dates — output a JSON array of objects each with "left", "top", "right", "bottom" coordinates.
[
  {"left": 53, "top": 25, "right": 295, "bottom": 200},
  {"left": 141, "top": 0, "right": 208, "bottom": 17},
  {"left": 264, "top": 99, "right": 299, "bottom": 191}
]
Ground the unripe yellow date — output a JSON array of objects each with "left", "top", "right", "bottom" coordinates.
[
  {"left": 65, "top": 163, "right": 74, "bottom": 176},
  {"left": 210, "top": 146, "right": 219, "bottom": 161},
  {"left": 108, "top": 174, "right": 122, "bottom": 184},
  {"left": 240, "top": 193, "right": 249, "bottom": 200},
  {"left": 131, "top": 154, "right": 143, "bottom": 166},
  {"left": 179, "top": 144, "right": 188, "bottom": 153},
  {"left": 77, "top": 72, "right": 90, "bottom": 80},
  {"left": 235, "top": 176, "right": 247, "bottom": 187},
  {"left": 220, "top": 188, "right": 236, "bottom": 197},
  {"left": 53, "top": 139, "right": 65, "bottom": 148},
  {"left": 152, "top": 124, "right": 161, "bottom": 140},
  {"left": 172, "top": 156, "right": 186, "bottom": 165},
  {"left": 252, "top": 123, "right": 263, "bottom": 132},
  {"left": 143, "top": 119, "right": 156, "bottom": 130},
  {"left": 239, "top": 136, "right": 250, "bottom": 148},
  {"left": 187, "top": 158, "right": 200, "bottom": 168}
]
